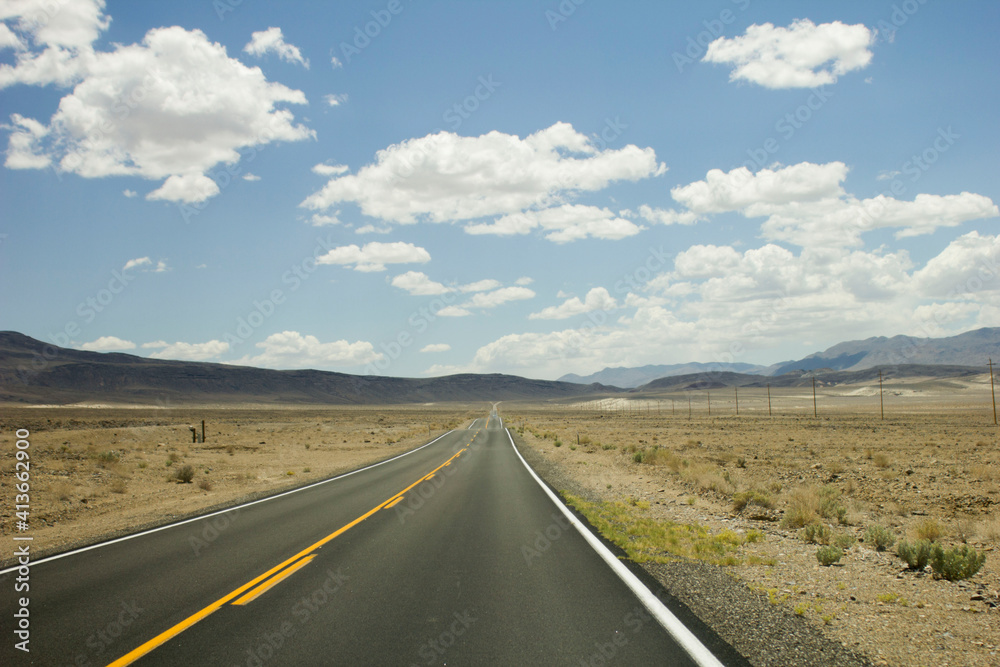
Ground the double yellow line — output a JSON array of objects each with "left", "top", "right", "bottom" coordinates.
[{"left": 107, "top": 433, "right": 478, "bottom": 666}]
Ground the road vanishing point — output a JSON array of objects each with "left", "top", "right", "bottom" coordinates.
[{"left": 1, "top": 411, "right": 748, "bottom": 665}]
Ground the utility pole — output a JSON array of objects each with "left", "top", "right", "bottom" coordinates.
[
  {"left": 735, "top": 386, "right": 739, "bottom": 416},
  {"left": 707, "top": 391, "right": 711, "bottom": 417},
  {"left": 879, "top": 369, "right": 884, "bottom": 420},
  {"left": 812, "top": 377, "right": 817, "bottom": 418},
  {"left": 990, "top": 358, "right": 997, "bottom": 426}
]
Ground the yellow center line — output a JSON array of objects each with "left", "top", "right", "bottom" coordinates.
[
  {"left": 384, "top": 496, "right": 405, "bottom": 509},
  {"left": 106, "top": 445, "right": 469, "bottom": 667},
  {"left": 231, "top": 555, "right": 317, "bottom": 606}
]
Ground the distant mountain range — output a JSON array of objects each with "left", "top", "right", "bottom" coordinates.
[
  {"left": 1, "top": 328, "right": 996, "bottom": 405},
  {"left": 0, "top": 332, "right": 616, "bottom": 405},
  {"left": 559, "top": 363, "right": 767, "bottom": 388},
  {"left": 559, "top": 328, "right": 1000, "bottom": 387}
]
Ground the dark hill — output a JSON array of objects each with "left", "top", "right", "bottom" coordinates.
[{"left": 0, "top": 332, "right": 620, "bottom": 405}]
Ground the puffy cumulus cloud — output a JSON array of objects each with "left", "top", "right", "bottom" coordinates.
[
  {"left": 703, "top": 19, "right": 874, "bottom": 89},
  {"left": 123, "top": 256, "right": 151, "bottom": 271},
  {"left": 529, "top": 287, "right": 617, "bottom": 320},
  {"left": 0, "top": 22, "right": 26, "bottom": 50},
  {"left": 312, "top": 163, "right": 349, "bottom": 176},
  {"left": 912, "top": 232, "right": 1000, "bottom": 299},
  {"left": 464, "top": 286, "right": 535, "bottom": 309},
  {"left": 514, "top": 276, "right": 534, "bottom": 286},
  {"left": 638, "top": 205, "right": 701, "bottom": 226},
  {"left": 465, "top": 204, "right": 643, "bottom": 243},
  {"left": 458, "top": 279, "right": 501, "bottom": 293},
  {"left": 671, "top": 162, "right": 847, "bottom": 214},
  {"left": 301, "top": 122, "right": 665, "bottom": 224},
  {"left": 671, "top": 162, "right": 998, "bottom": 246},
  {"left": 420, "top": 343, "right": 451, "bottom": 353},
  {"left": 147, "top": 339, "right": 230, "bottom": 361},
  {"left": 390, "top": 271, "right": 451, "bottom": 296},
  {"left": 3, "top": 113, "right": 50, "bottom": 168},
  {"left": 437, "top": 306, "right": 471, "bottom": 317},
  {"left": 2, "top": 18, "right": 313, "bottom": 203},
  {"left": 243, "top": 27, "right": 308, "bottom": 68},
  {"left": 389, "top": 272, "right": 507, "bottom": 297},
  {"left": 242, "top": 173, "right": 260, "bottom": 181},
  {"left": 0, "top": 0, "right": 109, "bottom": 87},
  {"left": 753, "top": 191, "right": 999, "bottom": 247},
  {"left": 230, "top": 331, "right": 382, "bottom": 369},
  {"left": 79, "top": 335, "right": 136, "bottom": 351},
  {"left": 317, "top": 242, "right": 430, "bottom": 272}
]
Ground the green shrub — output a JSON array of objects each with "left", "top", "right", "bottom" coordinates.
[
  {"left": 632, "top": 450, "right": 644, "bottom": 463},
  {"left": 832, "top": 532, "right": 857, "bottom": 550},
  {"left": 863, "top": 524, "right": 896, "bottom": 552},
  {"left": 896, "top": 539, "right": 934, "bottom": 570},
  {"left": 802, "top": 522, "right": 832, "bottom": 545},
  {"left": 816, "top": 546, "right": 843, "bottom": 566},
  {"left": 554, "top": 440, "right": 562, "bottom": 448},
  {"left": 930, "top": 543, "right": 986, "bottom": 581}
]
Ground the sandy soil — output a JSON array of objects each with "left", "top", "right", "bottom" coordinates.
[
  {"left": 0, "top": 404, "right": 478, "bottom": 563},
  {"left": 504, "top": 376, "right": 1000, "bottom": 667}
]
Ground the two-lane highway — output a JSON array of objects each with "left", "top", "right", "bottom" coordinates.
[{"left": 1, "top": 414, "right": 746, "bottom": 665}]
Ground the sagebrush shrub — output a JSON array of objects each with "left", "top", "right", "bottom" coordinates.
[
  {"left": 930, "top": 544, "right": 986, "bottom": 581},
  {"left": 816, "top": 546, "right": 843, "bottom": 566},
  {"left": 897, "top": 539, "right": 933, "bottom": 570},
  {"left": 863, "top": 524, "right": 896, "bottom": 552}
]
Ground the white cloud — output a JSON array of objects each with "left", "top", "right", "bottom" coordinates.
[
  {"left": 309, "top": 213, "right": 341, "bottom": 226},
  {"left": 638, "top": 205, "right": 700, "bottom": 226},
  {"left": 420, "top": 343, "right": 451, "bottom": 353},
  {"left": 671, "top": 162, "right": 847, "bottom": 214},
  {"left": 459, "top": 279, "right": 501, "bottom": 293},
  {"left": 912, "top": 231, "right": 1000, "bottom": 298},
  {"left": 703, "top": 19, "right": 874, "bottom": 89},
  {"left": 465, "top": 286, "right": 535, "bottom": 309},
  {"left": 79, "top": 335, "right": 136, "bottom": 351},
  {"left": 0, "top": 23, "right": 26, "bottom": 50},
  {"left": 437, "top": 306, "right": 471, "bottom": 317},
  {"left": 438, "top": 235, "right": 1000, "bottom": 378},
  {"left": 147, "top": 173, "right": 220, "bottom": 204},
  {"left": 4, "top": 113, "right": 50, "bottom": 169},
  {"left": 465, "top": 204, "right": 643, "bottom": 243},
  {"left": 529, "top": 287, "right": 617, "bottom": 320},
  {"left": 330, "top": 56, "right": 342, "bottom": 69},
  {"left": 317, "top": 241, "right": 430, "bottom": 272},
  {"left": 153, "top": 259, "right": 168, "bottom": 272},
  {"left": 312, "top": 163, "right": 349, "bottom": 176},
  {"left": 231, "top": 331, "right": 382, "bottom": 369},
  {"left": 323, "top": 93, "right": 346, "bottom": 107},
  {"left": 514, "top": 276, "right": 534, "bottom": 286},
  {"left": 123, "top": 188, "right": 137, "bottom": 197},
  {"left": 301, "top": 122, "right": 665, "bottom": 224},
  {"left": 3, "top": 22, "right": 313, "bottom": 203},
  {"left": 243, "top": 27, "right": 309, "bottom": 68},
  {"left": 391, "top": 271, "right": 451, "bottom": 296},
  {"left": 242, "top": 172, "right": 260, "bottom": 181},
  {"left": 123, "top": 257, "right": 151, "bottom": 271},
  {"left": 671, "top": 162, "right": 998, "bottom": 246},
  {"left": 148, "top": 339, "right": 230, "bottom": 361},
  {"left": 355, "top": 224, "right": 392, "bottom": 234}
]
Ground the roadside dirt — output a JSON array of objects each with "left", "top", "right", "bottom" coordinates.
[{"left": 506, "top": 383, "right": 1000, "bottom": 667}]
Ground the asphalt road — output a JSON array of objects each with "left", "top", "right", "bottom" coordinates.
[{"left": 1, "top": 412, "right": 746, "bottom": 666}]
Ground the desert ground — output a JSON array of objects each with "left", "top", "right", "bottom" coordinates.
[
  {"left": 0, "top": 404, "right": 480, "bottom": 560},
  {"left": 1, "top": 373, "right": 997, "bottom": 666},
  {"left": 507, "top": 373, "right": 999, "bottom": 667}
]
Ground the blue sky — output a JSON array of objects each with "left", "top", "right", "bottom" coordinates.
[{"left": 1, "top": 0, "right": 998, "bottom": 380}]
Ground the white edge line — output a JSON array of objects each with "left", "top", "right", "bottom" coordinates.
[
  {"left": 506, "top": 428, "right": 725, "bottom": 667},
  {"left": 0, "top": 430, "right": 455, "bottom": 576}
]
